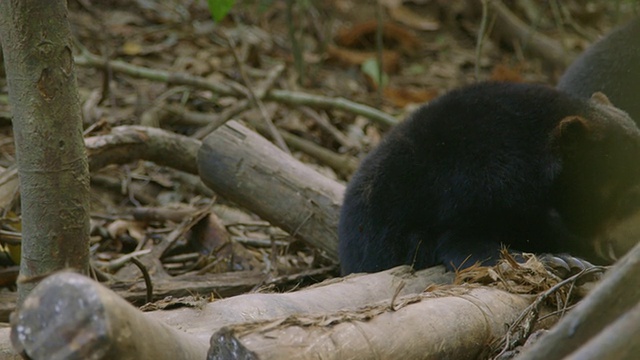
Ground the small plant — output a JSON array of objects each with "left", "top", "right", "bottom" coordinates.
[{"left": 207, "top": 0, "right": 236, "bottom": 22}]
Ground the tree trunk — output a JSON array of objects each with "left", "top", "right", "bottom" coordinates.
[{"left": 0, "top": 0, "right": 90, "bottom": 301}]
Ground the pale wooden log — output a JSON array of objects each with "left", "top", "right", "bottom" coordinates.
[
  {"left": 3, "top": 266, "right": 451, "bottom": 358},
  {"left": 207, "top": 287, "right": 538, "bottom": 360},
  {"left": 10, "top": 272, "right": 208, "bottom": 360},
  {"left": 198, "top": 120, "right": 344, "bottom": 260},
  {"left": 517, "top": 243, "right": 640, "bottom": 360},
  {"left": 149, "top": 265, "right": 453, "bottom": 343},
  {"left": 0, "top": 328, "right": 20, "bottom": 360},
  {"left": 0, "top": 293, "right": 14, "bottom": 323}
]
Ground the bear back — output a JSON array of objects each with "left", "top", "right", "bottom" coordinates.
[{"left": 338, "top": 82, "right": 640, "bottom": 275}]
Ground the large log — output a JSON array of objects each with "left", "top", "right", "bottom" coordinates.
[
  {"left": 207, "top": 286, "right": 538, "bottom": 360},
  {"left": 150, "top": 265, "right": 454, "bottom": 338},
  {"left": 6, "top": 266, "right": 453, "bottom": 359},
  {"left": 198, "top": 120, "right": 344, "bottom": 260}
]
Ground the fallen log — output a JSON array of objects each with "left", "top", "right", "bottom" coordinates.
[
  {"left": 6, "top": 266, "right": 453, "bottom": 359},
  {"left": 207, "top": 286, "right": 539, "bottom": 360},
  {"left": 149, "top": 265, "right": 454, "bottom": 338},
  {"left": 198, "top": 120, "right": 344, "bottom": 260},
  {"left": 86, "top": 121, "right": 345, "bottom": 261}
]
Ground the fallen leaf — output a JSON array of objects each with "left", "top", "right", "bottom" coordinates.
[{"left": 388, "top": 5, "right": 440, "bottom": 31}]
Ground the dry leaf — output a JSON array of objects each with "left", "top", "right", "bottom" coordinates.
[{"left": 388, "top": 5, "right": 440, "bottom": 31}]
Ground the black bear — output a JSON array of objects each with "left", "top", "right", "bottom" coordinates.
[
  {"left": 557, "top": 18, "right": 640, "bottom": 122},
  {"left": 338, "top": 82, "right": 640, "bottom": 275}
]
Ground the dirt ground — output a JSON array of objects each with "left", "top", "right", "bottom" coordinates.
[{"left": 0, "top": 0, "right": 637, "bottom": 312}]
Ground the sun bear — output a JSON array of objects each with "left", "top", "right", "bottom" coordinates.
[{"left": 338, "top": 82, "right": 640, "bottom": 275}]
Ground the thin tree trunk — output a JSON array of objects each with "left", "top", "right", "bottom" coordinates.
[{"left": 0, "top": 0, "right": 90, "bottom": 302}]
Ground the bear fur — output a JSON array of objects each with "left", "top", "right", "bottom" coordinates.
[
  {"left": 558, "top": 18, "right": 640, "bottom": 122},
  {"left": 338, "top": 82, "right": 640, "bottom": 275}
]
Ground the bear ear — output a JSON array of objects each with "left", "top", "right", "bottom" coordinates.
[
  {"left": 590, "top": 92, "right": 613, "bottom": 106},
  {"left": 552, "top": 116, "right": 592, "bottom": 152}
]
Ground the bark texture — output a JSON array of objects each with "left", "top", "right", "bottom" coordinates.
[
  {"left": 0, "top": 0, "right": 90, "bottom": 301},
  {"left": 198, "top": 120, "right": 344, "bottom": 259}
]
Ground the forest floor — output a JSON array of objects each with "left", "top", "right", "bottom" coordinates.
[{"left": 0, "top": 0, "right": 636, "bottom": 319}]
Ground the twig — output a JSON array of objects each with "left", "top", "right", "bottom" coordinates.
[
  {"left": 475, "top": 0, "right": 490, "bottom": 81},
  {"left": 255, "top": 63, "right": 285, "bottom": 99},
  {"left": 75, "top": 46, "right": 241, "bottom": 96},
  {"left": 557, "top": 2, "right": 596, "bottom": 41},
  {"left": 223, "top": 31, "right": 290, "bottom": 154},
  {"left": 95, "top": 249, "right": 152, "bottom": 271},
  {"left": 270, "top": 126, "right": 358, "bottom": 176},
  {"left": 299, "top": 106, "right": 359, "bottom": 150},
  {"left": 266, "top": 89, "right": 397, "bottom": 128},
  {"left": 74, "top": 51, "right": 398, "bottom": 128},
  {"left": 285, "top": 0, "right": 304, "bottom": 84},
  {"left": 490, "top": 0, "right": 569, "bottom": 68},
  {"left": 188, "top": 65, "right": 283, "bottom": 139},
  {"left": 130, "top": 256, "right": 154, "bottom": 304},
  {"left": 375, "top": 1, "right": 384, "bottom": 101},
  {"left": 549, "top": 0, "right": 568, "bottom": 53},
  {"left": 189, "top": 99, "right": 251, "bottom": 139}
]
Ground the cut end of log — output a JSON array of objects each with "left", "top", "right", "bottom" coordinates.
[
  {"left": 10, "top": 272, "right": 110, "bottom": 360},
  {"left": 10, "top": 271, "right": 209, "bottom": 360}
]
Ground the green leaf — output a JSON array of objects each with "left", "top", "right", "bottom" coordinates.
[
  {"left": 207, "top": 0, "right": 236, "bottom": 22},
  {"left": 361, "top": 58, "right": 388, "bottom": 88}
]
